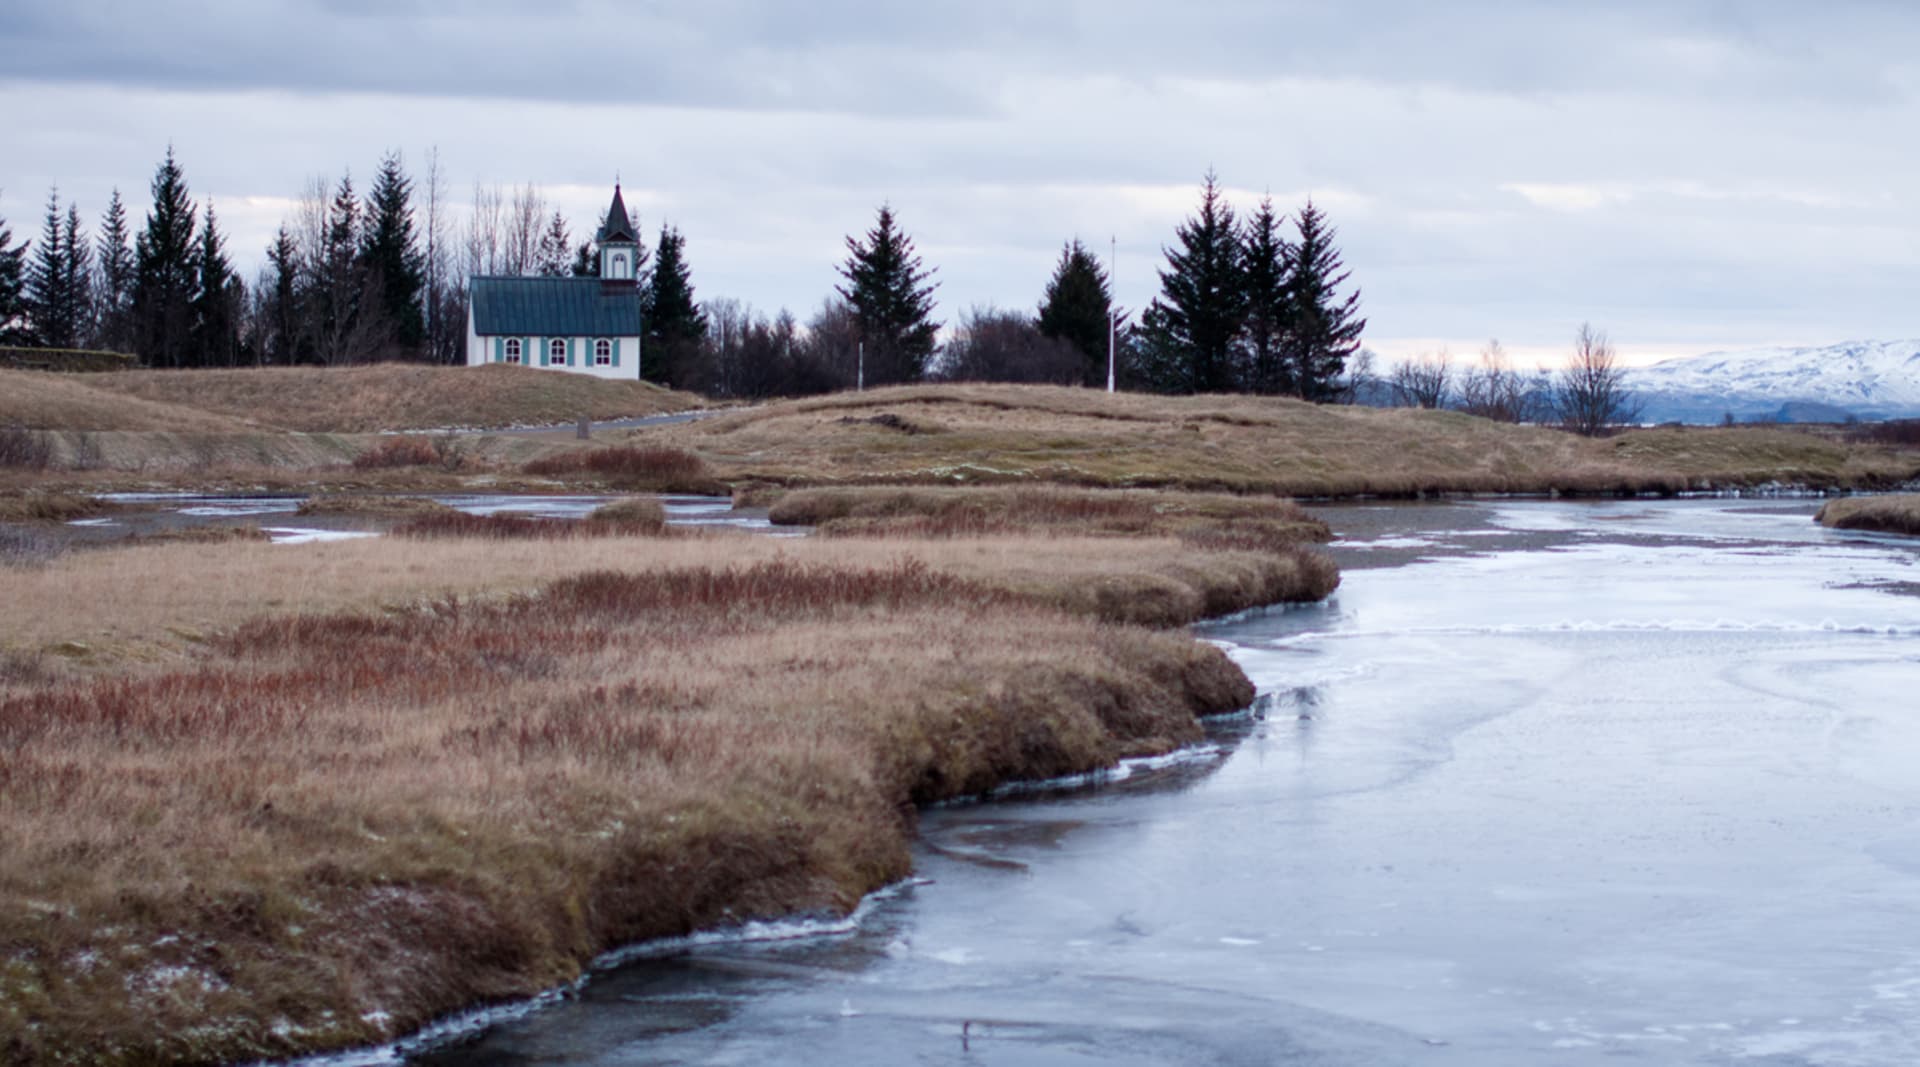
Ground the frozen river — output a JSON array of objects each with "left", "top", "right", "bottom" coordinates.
[{"left": 410, "top": 499, "right": 1920, "bottom": 1066}]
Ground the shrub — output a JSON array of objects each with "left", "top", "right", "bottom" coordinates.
[
  {"left": 393, "top": 512, "right": 668, "bottom": 540},
  {"left": 522, "top": 446, "right": 719, "bottom": 493},
  {"left": 351, "top": 436, "right": 441, "bottom": 470},
  {"left": 0, "top": 422, "right": 52, "bottom": 470}
]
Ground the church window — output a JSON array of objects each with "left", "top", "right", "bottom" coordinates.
[
  {"left": 594, "top": 339, "right": 613, "bottom": 366},
  {"left": 549, "top": 338, "right": 567, "bottom": 365},
  {"left": 504, "top": 338, "right": 522, "bottom": 364}
]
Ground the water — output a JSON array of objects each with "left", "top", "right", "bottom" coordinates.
[
  {"left": 397, "top": 499, "right": 1920, "bottom": 1065},
  {"left": 85, "top": 492, "right": 779, "bottom": 542}
]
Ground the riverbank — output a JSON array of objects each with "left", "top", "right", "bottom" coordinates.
[
  {"left": 1816, "top": 493, "right": 1920, "bottom": 536},
  {"left": 0, "top": 524, "right": 1331, "bottom": 1064}
]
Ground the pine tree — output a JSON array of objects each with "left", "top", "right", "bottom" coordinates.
[
  {"left": 132, "top": 148, "right": 201, "bottom": 367},
  {"left": 537, "top": 210, "right": 571, "bottom": 277},
  {"left": 643, "top": 224, "right": 705, "bottom": 387},
  {"left": 264, "top": 226, "right": 302, "bottom": 364},
  {"left": 1036, "top": 239, "right": 1116, "bottom": 388},
  {"left": 1283, "top": 199, "right": 1366, "bottom": 402},
  {"left": 1136, "top": 172, "right": 1247, "bottom": 393},
  {"left": 26, "top": 189, "right": 91, "bottom": 349},
  {"left": 835, "top": 204, "right": 939, "bottom": 386},
  {"left": 359, "top": 153, "right": 425, "bottom": 355},
  {"left": 191, "top": 202, "right": 241, "bottom": 366},
  {"left": 0, "top": 206, "right": 27, "bottom": 346},
  {"left": 311, "top": 172, "right": 372, "bottom": 364},
  {"left": 1239, "top": 195, "right": 1293, "bottom": 395},
  {"left": 93, "top": 190, "right": 136, "bottom": 352}
]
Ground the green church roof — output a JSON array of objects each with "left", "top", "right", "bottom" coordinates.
[
  {"left": 599, "top": 185, "right": 639, "bottom": 245},
  {"left": 469, "top": 276, "right": 643, "bottom": 337}
]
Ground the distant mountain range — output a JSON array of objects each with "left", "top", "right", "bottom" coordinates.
[{"left": 1625, "top": 340, "right": 1920, "bottom": 424}]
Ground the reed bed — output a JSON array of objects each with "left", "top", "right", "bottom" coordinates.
[
  {"left": 522, "top": 445, "right": 723, "bottom": 494},
  {"left": 648, "top": 383, "right": 1920, "bottom": 496},
  {"left": 0, "top": 536, "right": 1267, "bottom": 1062},
  {"left": 1815, "top": 494, "right": 1920, "bottom": 536},
  {"left": 767, "top": 485, "right": 1332, "bottom": 544}
]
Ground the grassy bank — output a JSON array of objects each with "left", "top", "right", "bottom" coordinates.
[
  {"left": 1815, "top": 494, "right": 1920, "bottom": 536},
  {"left": 72, "top": 363, "right": 705, "bottom": 433},
  {"left": 644, "top": 384, "right": 1920, "bottom": 496},
  {"left": 0, "top": 527, "right": 1324, "bottom": 1062}
]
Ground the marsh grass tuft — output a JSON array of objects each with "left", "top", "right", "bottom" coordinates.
[
  {"left": 1816, "top": 494, "right": 1920, "bottom": 536},
  {"left": 523, "top": 445, "right": 722, "bottom": 493},
  {"left": 0, "top": 541, "right": 1261, "bottom": 1062}
]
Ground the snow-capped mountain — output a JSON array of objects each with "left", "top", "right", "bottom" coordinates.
[{"left": 1625, "top": 340, "right": 1920, "bottom": 423}]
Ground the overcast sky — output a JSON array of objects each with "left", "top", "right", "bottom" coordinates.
[{"left": 3, "top": 0, "right": 1915, "bottom": 366}]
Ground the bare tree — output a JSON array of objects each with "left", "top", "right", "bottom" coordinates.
[
  {"left": 502, "top": 184, "right": 546, "bottom": 277},
  {"left": 465, "top": 182, "right": 504, "bottom": 278},
  {"left": 1554, "top": 323, "right": 1641, "bottom": 436},
  {"left": 1334, "top": 347, "right": 1378, "bottom": 404},
  {"left": 1389, "top": 349, "right": 1452, "bottom": 408},
  {"left": 1458, "top": 339, "right": 1548, "bottom": 423},
  {"left": 937, "top": 305, "right": 1081, "bottom": 384}
]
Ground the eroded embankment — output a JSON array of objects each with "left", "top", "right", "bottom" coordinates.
[
  {"left": 1816, "top": 493, "right": 1920, "bottom": 537},
  {"left": 0, "top": 537, "right": 1316, "bottom": 1064}
]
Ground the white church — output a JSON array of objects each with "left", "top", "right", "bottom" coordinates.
[{"left": 465, "top": 185, "right": 644, "bottom": 380}]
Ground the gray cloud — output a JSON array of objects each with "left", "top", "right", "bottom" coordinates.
[{"left": 1, "top": 0, "right": 1915, "bottom": 357}]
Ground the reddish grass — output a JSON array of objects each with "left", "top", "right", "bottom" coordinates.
[
  {"left": 393, "top": 511, "right": 668, "bottom": 540},
  {"left": 0, "top": 552, "right": 1251, "bottom": 1062},
  {"left": 350, "top": 436, "right": 442, "bottom": 469},
  {"left": 522, "top": 445, "right": 721, "bottom": 493}
]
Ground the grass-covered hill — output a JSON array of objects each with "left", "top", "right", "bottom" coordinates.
[
  {"left": 639, "top": 384, "right": 1920, "bottom": 497},
  {"left": 3, "top": 363, "right": 704, "bottom": 433}
]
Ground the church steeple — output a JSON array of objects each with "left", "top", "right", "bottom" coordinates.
[{"left": 599, "top": 183, "right": 639, "bottom": 281}]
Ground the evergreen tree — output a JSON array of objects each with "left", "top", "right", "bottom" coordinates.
[
  {"left": 359, "top": 152, "right": 425, "bottom": 355},
  {"left": 570, "top": 240, "right": 597, "bottom": 277},
  {"left": 1136, "top": 172, "right": 1247, "bottom": 393},
  {"left": 1036, "top": 239, "right": 1117, "bottom": 387},
  {"left": 1239, "top": 195, "right": 1294, "bottom": 395},
  {"left": 1283, "top": 199, "right": 1366, "bottom": 401},
  {"left": 835, "top": 204, "right": 939, "bottom": 386},
  {"left": 92, "top": 190, "right": 136, "bottom": 352},
  {"left": 537, "top": 210, "right": 571, "bottom": 277},
  {"left": 643, "top": 224, "right": 705, "bottom": 387},
  {"left": 311, "top": 172, "right": 374, "bottom": 364},
  {"left": 0, "top": 206, "right": 27, "bottom": 345},
  {"left": 131, "top": 148, "right": 201, "bottom": 367},
  {"left": 191, "top": 202, "right": 242, "bottom": 366},
  {"left": 263, "top": 225, "right": 302, "bottom": 364},
  {"left": 26, "top": 189, "right": 91, "bottom": 349}
]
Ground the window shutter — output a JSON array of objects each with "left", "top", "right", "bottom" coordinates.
[{"left": 493, "top": 337, "right": 503, "bottom": 363}]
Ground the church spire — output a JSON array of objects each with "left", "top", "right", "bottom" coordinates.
[{"left": 599, "top": 183, "right": 639, "bottom": 245}]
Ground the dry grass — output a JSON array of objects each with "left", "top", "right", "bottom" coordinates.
[
  {"left": 0, "top": 533, "right": 1272, "bottom": 1063},
  {"left": 1816, "top": 494, "right": 1920, "bottom": 536},
  {"left": 0, "top": 369, "right": 257, "bottom": 433},
  {"left": 767, "top": 485, "right": 1331, "bottom": 543},
  {"left": 0, "top": 493, "right": 108, "bottom": 523},
  {"left": 522, "top": 445, "right": 725, "bottom": 494},
  {"left": 393, "top": 512, "right": 669, "bottom": 540},
  {"left": 294, "top": 495, "right": 459, "bottom": 519},
  {"left": 641, "top": 383, "right": 1920, "bottom": 496},
  {"left": 81, "top": 363, "right": 705, "bottom": 432}
]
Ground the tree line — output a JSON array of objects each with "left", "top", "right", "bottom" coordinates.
[{"left": 0, "top": 153, "right": 1370, "bottom": 405}]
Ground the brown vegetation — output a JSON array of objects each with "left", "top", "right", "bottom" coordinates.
[
  {"left": 0, "top": 493, "right": 108, "bottom": 523},
  {"left": 81, "top": 363, "right": 704, "bottom": 433},
  {"left": 393, "top": 511, "right": 668, "bottom": 540},
  {"left": 0, "top": 531, "right": 1282, "bottom": 1063},
  {"left": 1815, "top": 494, "right": 1920, "bottom": 536},
  {"left": 294, "top": 495, "right": 459, "bottom": 519},
  {"left": 642, "top": 383, "right": 1920, "bottom": 496},
  {"left": 767, "top": 485, "right": 1331, "bottom": 544},
  {"left": 523, "top": 445, "right": 724, "bottom": 494}
]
